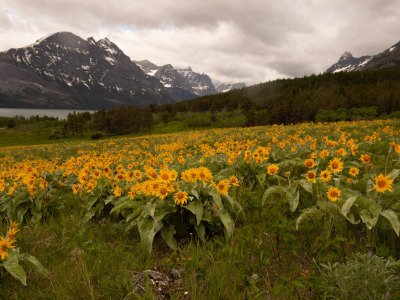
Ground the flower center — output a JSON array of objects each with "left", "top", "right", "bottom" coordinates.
[{"left": 377, "top": 180, "right": 386, "bottom": 188}]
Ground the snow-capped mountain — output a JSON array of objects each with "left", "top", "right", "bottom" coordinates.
[
  {"left": 0, "top": 32, "right": 247, "bottom": 109},
  {"left": 133, "top": 60, "right": 159, "bottom": 76},
  {"left": 326, "top": 41, "right": 400, "bottom": 73},
  {"left": 213, "top": 81, "right": 246, "bottom": 93},
  {"left": 135, "top": 60, "right": 245, "bottom": 96},
  {"left": 0, "top": 32, "right": 195, "bottom": 109}
]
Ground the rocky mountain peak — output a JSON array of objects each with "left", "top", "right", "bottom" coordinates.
[
  {"left": 1, "top": 32, "right": 193, "bottom": 108},
  {"left": 87, "top": 37, "right": 96, "bottom": 44},
  {"left": 327, "top": 41, "right": 400, "bottom": 73},
  {"left": 38, "top": 32, "right": 86, "bottom": 49},
  {"left": 0, "top": 32, "right": 246, "bottom": 109},
  {"left": 161, "top": 64, "right": 175, "bottom": 70},
  {"left": 178, "top": 66, "right": 192, "bottom": 72},
  {"left": 135, "top": 59, "right": 246, "bottom": 95},
  {"left": 339, "top": 52, "right": 353, "bottom": 60}
]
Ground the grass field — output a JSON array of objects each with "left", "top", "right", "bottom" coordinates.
[{"left": 1, "top": 119, "right": 400, "bottom": 298}]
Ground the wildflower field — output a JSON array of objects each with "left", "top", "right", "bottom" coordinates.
[{"left": 1, "top": 119, "right": 400, "bottom": 298}]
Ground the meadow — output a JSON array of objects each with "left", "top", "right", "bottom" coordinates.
[{"left": 1, "top": 119, "right": 400, "bottom": 299}]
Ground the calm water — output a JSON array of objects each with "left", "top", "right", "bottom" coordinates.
[{"left": 0, "top": 108, "right": 97, "bottom": 120}]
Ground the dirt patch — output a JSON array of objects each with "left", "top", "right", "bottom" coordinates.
[{"left": 132, "top": 268, "right": 189, "bottom": 299}]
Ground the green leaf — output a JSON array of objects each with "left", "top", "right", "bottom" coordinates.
[
  {"left": 136, "top": 202, "right": 175, "bottom": 254},
  {"left": 31, "top": 208, "right": 43, "bottom": 224},
  {"left": 256, "top": 173, "right": 266, "bottom": 185},
  {"left": 185, "top": 200, "right": 203, "bottom": 225},
  {"left": 104, "top": 195, "right": 115, "bottom": 205},
  {"left": 340, "top": 196, "right": 357, "bottom": 217},
  {"left": 2, "top": 251, "right": 27, "bottom": 285},
  {"left": 232, "top": 200, "right": 243, "bottom": 215},
  {"left": 190, "top": 189, "right": 199, "bottom": 200},
  {"left": 202, "top": 206, "right": 213, "bottom": 223},
  {"left": 261, "top": 186, "right": 286, "bottom": 206},
  {"left": 125, "top": 208, "right": 142, "bottom": 223},
  {"left": 85, "top": 195, "right": 100, "bottom": 210},
  {"left": 18, "top": 253, "right": 47, "bottom": 275},
  {"left": 218, "top": 210, "right": 234, "bottom": 239},
  {"left": 369, "top": 202, "right": 382, "bottom": 218},
  {"left": 210, "top": 192, "right": 223, "bottom": 209},
  {"left": 287, "top": 188, "right": 299, "bottom": 212},
  {"left": 16, "top": 207, "right": 28, "bottom": 224},
  {"left": 161, "top": 225, "right": 177, "bottom": 250},
  {"left": 195, "top": 223, "right": 206, "bottom": 243},
  {"left": 298, "top": 179, "right": 313, "bottom": 193},
  {"left": 381, "top": 209, "right": 400, "bottom": 236},
  {"left": 360, "top": 209, "right": 379, "bottom": 229},
  {"left": 137, "top": 215, "right": 163, "bottom": 255},
  {"left": 224, "top": 194, "right": 235, "bottom": 211},
  {"left": 147, "top": 201, "right": 156, "bottom": 218},
  {"left": 388, "top": 169, "right": 400, "bottom": 180},
  {"left": 153, "top": 203, "right": 175, "bottom": 222},
  {"left": 352, "top": 193, "right": 373, "bottom": 210},
  {"left": 345, "top": 212, "right": 359, "bottom": 225},
  {"left": 110, "top": 198, "right": 138, "bottom": 215},
  {"left": 296, "top": 206, "right": 321, "bottom": 230},
  {"left": 35, "top": 197, "right": 43, "bottom": 211},
  {"left": 82, "top": 208, "right": 96, "bottom": 222}
]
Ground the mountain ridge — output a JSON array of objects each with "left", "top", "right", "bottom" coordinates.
[
  {"left": 0, "top": 32, "right": 244, "bottom": 109},
  {"left": 326, "top": 41, "right": 400, "bottom": 73},
  {"left": 134, "top": 60, "right": 245, "bottom": 95}
]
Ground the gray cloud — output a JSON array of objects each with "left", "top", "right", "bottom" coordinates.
[
  {"left": 0, "top": 8, "right": 11, "bottom": 32},
  {"left": 0, "top": 0, "right": 399, "bottom": 84}
]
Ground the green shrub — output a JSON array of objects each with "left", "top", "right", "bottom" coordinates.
[
  {"left": 91, "top": 132, "right": 103, "bottom": 140},
  {"left": 315, "top": 253, "right": 400, "bottom": 299},
  {"left": 183, "top": 114, "right": 212, "bottom": 128}
]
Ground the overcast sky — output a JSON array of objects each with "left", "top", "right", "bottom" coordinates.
[{"left": 0, "top": 0, "right": 399, "bottom": 85}]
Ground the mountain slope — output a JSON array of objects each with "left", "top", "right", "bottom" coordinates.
[
  {"left": 175, "top": 67, "right": 217, "bottom": 96},
  {"left": 135, "top": 60, "right": 245, "bottom": 95},
  {"left": 327, "top": 42, "right": 400, "bottom": 73},
  {"left": 0, "top": 32, "right": 247, "bottom": 109},
  {"left": 214, "top": 81, "right": 246, "bottom": 93},
  {"left": 0, "top": 32, "right": 189, "bottom": 109},
  {"left": 0, "top": 56, "right": 77, "bottom": 108},
  {"left": 133, "top": 60, "right": 160, "bottom": 76}
]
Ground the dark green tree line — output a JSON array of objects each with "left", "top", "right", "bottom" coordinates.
[{"left": 151, "top": 68, "right": 400, "bottom": 125}]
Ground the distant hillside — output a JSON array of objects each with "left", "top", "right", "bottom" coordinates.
[
  {"left": 134, "top": 60, "right": 245, "bottom": 95},
  {"left": 327, "top": 41, "right": 400, "bottom": 73},
  {"left": 155, "top": 68, "right": 400, "bottom": 124}
]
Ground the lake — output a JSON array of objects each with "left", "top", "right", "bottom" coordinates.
[{"left": 0, "top": 108, "right": 97, "bottom": 120}]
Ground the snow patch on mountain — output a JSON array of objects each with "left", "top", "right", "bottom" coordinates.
[
  {"left": 327, "top": 41, "right": 400, "bottom": 73},
  {"left": 134, "top": 60, "right": 246, "bottom": 95}
]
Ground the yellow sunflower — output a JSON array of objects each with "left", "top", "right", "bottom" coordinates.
[
  {"left": 374, "top": 174, "right": 393, "bottom": 193},
  {"left": 7, "top": 222, "right": 19, "bottom": 242},
  {"left": 216, "top": 179, "right": 231, "bottom": 196},
  {"left": 113, "top": 186, "right": 123, "bottom": 198},
  {"left": 328, "top": 157, "right": 344, "bottom": 173},
  {"left": 360, "top": 154, "right": 371, "bottom": 165},
  {"left": 327, "top": 187, "right": 341, "bottom": 202},
  {"left": 319, "top": 169, "right": 332, "bottom": 182},
  {"left": 319, "top": 149, "right": 330, "bottom": 158},
  {"left": 304, "top": 158, "right": 316, "bottom": 169},
  {"left": 174, "top": 191, "right": 189, "bottom": 206},
  {"left": 306, "top": 170, "right": 317, "bottom": 183},
  {"left": 229, "top": 175, "right": 240, "bottom": 187},
  {"left": 348, "top": 167, "right": 360, "bottom": 177},
  {"left": 267, "top": 164, "right": 279, "bottom": 175},
  {"left": 0, "top": 237, "right": 14, "bottom": 260}
]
